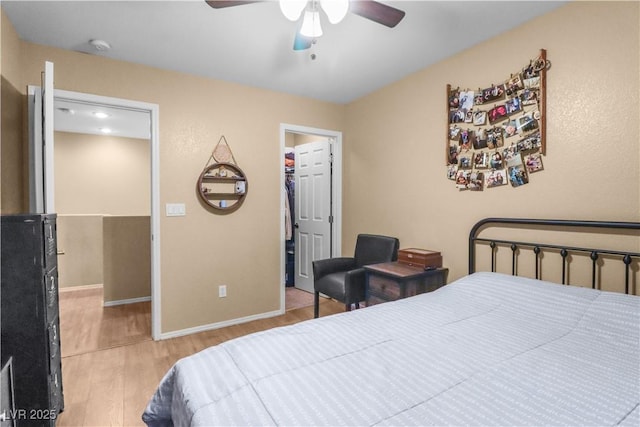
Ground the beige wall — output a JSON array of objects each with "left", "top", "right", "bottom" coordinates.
[
  {"left": 57, "top": 215, "right": 104, "bottom": 288},
  {"left": 285, "top": 132, "right": 329, "bottom": 148},
  {"left": 343, "top": 1, "right": 639, "bottom": 288},
  {"left": 55, "top": 131, "right": 150, "bottom": 215},
  {"left": 1, "top": 10, "right": 26, "bottom": 213},
  {"left": 57, "top": 214, "right": 153, "bottom": 304},
  {"left": 55, "top": 132, "right": 150, "bottom": 292},
  {"left": 293, "top": 133, "right": 327, "bottom": 146},
  {"left": 103, "top": 216, "right": 151, "bottom": 304},
  {"left": 10, "top": 24, "right": 344, "bottom": 333}
]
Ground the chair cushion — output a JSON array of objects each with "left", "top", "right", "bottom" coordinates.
[{"left": 315, "top": 271, "right": 348, "bottom": 301}]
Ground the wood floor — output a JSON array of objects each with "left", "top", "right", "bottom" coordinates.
[
  {"left": 285, "top": 286, "right": 317, "bottom": 311},
  {"left": 59, "top": 288, "right": 152, "bottom": 357},
  {"left": 56, "top": 287, "right": 342, "bottom": 426}
]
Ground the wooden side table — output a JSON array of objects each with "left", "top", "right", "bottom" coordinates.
[{"left": 364, "top": 262, "right": 448, "bottom": 306}]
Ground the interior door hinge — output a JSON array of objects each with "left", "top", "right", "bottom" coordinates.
[{"left": 329, "top": 215, "right": 334, "bottom": 224}]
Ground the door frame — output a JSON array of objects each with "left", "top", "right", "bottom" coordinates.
[
  {"left": 279, "top": 123, "right": 342, "bottom": 311},
  {"left": 29, "top": 88, "right": 162, "bottom": 340}
]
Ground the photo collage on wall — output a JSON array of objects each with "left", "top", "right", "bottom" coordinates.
[{"left": 446, "top": 50, "right": 550, "bottom": 191}]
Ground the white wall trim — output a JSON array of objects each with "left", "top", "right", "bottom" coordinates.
[
  {"left": 58, "top": 283, "right": 103, "bottom": 293},
  {"left": 27, "top": 86, "right": 44, "bottom": 213},
  {"left": 158, "top": 309, "right": 283, "bottom": 341},
  {"left": 103, "top": 296, "right": 151, "bottom": 307},
  {"left": 279, "top": 123, "right": 343, "bottom": 313},
  {"left": 44, "top": 62, "right": 55, "bottom": 213}
]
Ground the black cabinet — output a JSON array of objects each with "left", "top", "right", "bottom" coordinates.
[{"left": 1, "top": 214, "right": 64, "bottom": 426}]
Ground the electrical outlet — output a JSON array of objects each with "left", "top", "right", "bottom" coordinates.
[{"left": 218, "top": 285, "right": 227, "bottom": 298}]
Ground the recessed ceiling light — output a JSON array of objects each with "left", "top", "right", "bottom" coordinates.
[
  {"left": 100, "top": 128, "right": 112, "bottom": 134},
  {"left": 93, "top": 111, "right": 110, "bottom": 119},
  {"left": 57, "top": 107, "right": 75, "bottom": 115}
]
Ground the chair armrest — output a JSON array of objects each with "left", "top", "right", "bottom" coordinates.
[
  {"left": 344, "top": 267, "right": 366, "bottom": 302},
  {"left": 312, "top": 257, "right": 357, "bottom": 280},
  {"left": 344, "top": 267, "right": 365, "bottom": 284}
]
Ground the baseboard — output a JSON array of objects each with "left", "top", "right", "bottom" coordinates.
[
  {"left": 59, "top": 283, "right": 103, "bottom": 293},
  {"left": 103, "top": 296, "right": 151, "bottom": 307},
  {"left": 158, "top": 308, "right": 284, "bottom": 340}
]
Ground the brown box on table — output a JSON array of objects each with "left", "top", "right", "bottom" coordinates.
[{"left": 397, "top": 248, "right": 442, "bottom": 269}]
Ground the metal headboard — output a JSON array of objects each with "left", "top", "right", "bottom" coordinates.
[{"left": 469, "top": 218, "right": 640, "bottom": 294}]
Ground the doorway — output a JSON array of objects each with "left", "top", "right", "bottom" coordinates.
[
  {"left": 28, "top": 85, "right": 161, "bottom": 340},
  {"left": 279, "top": 124, "right": 342, "bottom": 312}
]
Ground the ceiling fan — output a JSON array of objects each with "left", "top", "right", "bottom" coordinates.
[{"left": 205, "top": 0, "right": 406, "bottom": 51}]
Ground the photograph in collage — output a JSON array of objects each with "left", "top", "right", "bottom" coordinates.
[
  {"left": 508, "top": 165, "right": 529, "bottom": 187},
  {"left": 486, "top": 169, "right": 507, "bottom": 188},
  {"left": 524, "top": 152, "right": 544, "bottom": 173}
]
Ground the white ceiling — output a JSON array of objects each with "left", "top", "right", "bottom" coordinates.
[
  {"left": 3, "top": 0, "right": 567, "bottom": 106},
  {"left": 54, "top": 99, "right": 151, "bottom": 139}
]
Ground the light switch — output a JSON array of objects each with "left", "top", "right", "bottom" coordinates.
[{"left": 166, "top": 203, "right": 186, "bottom": 217}]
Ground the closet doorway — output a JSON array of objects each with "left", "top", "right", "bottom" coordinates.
[{"left": 280, "top": 124, "right": 342, "bottom": 311}]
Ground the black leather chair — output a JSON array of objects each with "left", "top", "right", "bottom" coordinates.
[{"left": 312, "top": 234, "right": 399, "bottom": 318}]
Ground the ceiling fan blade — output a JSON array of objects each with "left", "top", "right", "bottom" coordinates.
[
  {"left": 349, "top": 1, "right": 406, "bottom": 28},
  {"left": 293, "top": 32, "right": 313, "bottom": 51},
  {"left": 205, "top": 1, "right": 262, "bottom": 9}
]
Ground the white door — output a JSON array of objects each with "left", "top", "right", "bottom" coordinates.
[
  {"left": 28, "top": 61, "right": 55, "bottom": 213},
  {"left": 294, "top": 139, "right": 332, "bottom": 293}
]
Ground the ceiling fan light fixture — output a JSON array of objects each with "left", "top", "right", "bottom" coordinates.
[
  {"left": 300, "top": 9, "right": 323, "bottom": 37},
  {"left": 320, "top": 0, "right": 349, "bottom": 24},
  {"left": 279, "top": 0, "right": 307, "bottom": 21}
]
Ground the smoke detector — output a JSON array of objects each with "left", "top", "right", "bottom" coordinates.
[{"left": 89, "top": 39, "right": 111, "bottom": 52}]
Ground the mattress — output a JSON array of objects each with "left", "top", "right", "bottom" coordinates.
[{"left": 142, "top": 272, "right": 640, "bottom": 426}]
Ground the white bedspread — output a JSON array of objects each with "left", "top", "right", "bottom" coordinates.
[{"left": 142, "top": 272, "right": 640, "bottom": 426}]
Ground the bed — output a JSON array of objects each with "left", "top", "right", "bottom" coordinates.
[{"left": 143, "top": 218, "right": 640, "bottom": 427}]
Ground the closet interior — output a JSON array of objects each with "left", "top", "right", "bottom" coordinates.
[{"left": 284, "top": 147, "right": 295, "bottom": 287}]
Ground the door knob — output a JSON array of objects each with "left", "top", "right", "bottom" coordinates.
[{"left": 294, "top": 223, "right": 299, "bottom": 228}]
